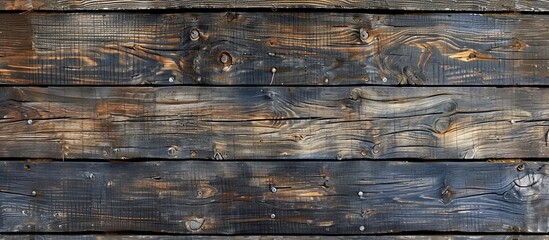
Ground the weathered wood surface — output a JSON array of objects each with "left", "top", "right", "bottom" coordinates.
[
  {"left": 0, "top": 161, "right": 546, "bottom": 234},
  {"left": 2, "top": 86, "right": 549, "bottom": 159},
  {"left": 2, "top": 235, "right": 547, "bottom": 240},
  {"left": 2, "top": 0, "right": 549, "bottom": 11},
  {"left": 1, "top": 12, "right": 548, "bottom": 86}
]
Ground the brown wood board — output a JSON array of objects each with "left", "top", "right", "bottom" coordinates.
[
  {"left": 1, "top": 0, "right": 548, "bottom": 11},
  {"left": 0, "top": 160, "right": 546, "bottom": 234},
  {"left": 1, "top": 13, "right": 548, "bottom": 85}
]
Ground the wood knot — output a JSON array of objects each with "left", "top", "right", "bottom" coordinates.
[
  {"left": 401, "top": 66, "right": 426, "bottom": 85},
  {"left": 434, "top": 117, "right": 451, "bottom": 133},
  {"left": 168, "top": 146, "right": 181, "bottom": 156},
  {"left": 440, "top": 186, "right": 455, "bottom": 204},
  {"left": 185, "top": 217, "right": 205, "bottom": 232},
  {"left": 219, "top": 52, "right": 232, "bottom": 65},
  {"left": 372, "top": 144, "right": 381, "bottom": 155},
  {"left": 468, "top": 52, "right": 477, "bottom": 60},
  {"left": 349, "top": 88, "right": 366, "bottom": 101},
  {"left": 189, "top": 28, "right": 200, "bottom": 41},
  {"left": 443, "top": 101, "right": 457, "bottom": 113},
  {"left": 225, "top": 12, "right": 238, "bottom": 22},
  {"left": 359, "top": 28, "right": 369, "bottom": 43}
]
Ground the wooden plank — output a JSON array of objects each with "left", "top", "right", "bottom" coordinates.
[
  {"left": 0, "top": 161, "right": 546, "bottom": 234},
  {"left": 1, "top": 0, "right": 549, "bottom": 11},
  {"left": 1, "top": 235, "right": 547, "bottom": 240},
  {"left": 1, "top": 12, "right": 548, "bottom": 86},
  {"left": 1, "top": 86, "right": 549, "bottom": 159}
]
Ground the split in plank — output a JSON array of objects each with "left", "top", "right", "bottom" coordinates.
[
  {"left": 1, "top": 0, "right": 549, "bottom": 11},
  {"left": 1, "top": 12, "right": 548, "bottom": 85},
  {"left": 0, "top": 160, "right": 547, "bottom": 234},
  {"left": 1, "top": 86, "right": 549, "bottom": 159}
]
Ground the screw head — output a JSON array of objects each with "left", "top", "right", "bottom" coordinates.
[
  {"left": 271, "top": 67, "right": 277, "bottom": 73},
  {"left": 168, "top": 77, "right": 175, "bottom": 83},
  {"left": 270, "top": 186, "right": 277, "bottom": 193},
  {"left": 359, "top": 28, "right": 369, "bottom": 42},
  {"left": 270, "top": 213, "right": 276, "bottom": 219},
  {"left": 360, "top": 149, "right": 367, "bottom": 156},
  {"left": 382, "top": 77, "right": 388, "bottom": 83},
  {"left": 191, "top": 151, "right": 197, "bottom": 157},
  {"left": 27, "top": 119, "right": 32, "bottom": 125},
  {"left": 358, "top": 191, "right": 363, "bottom": 197},
  {"left": 190, "top": 28, "right": 200, "bottom": 41},
  {"left": 31, "top": 191, "right": 37, "bottom": 197},
  {"left": 359, "top": 225, "right": 365, "bottom": 231}
]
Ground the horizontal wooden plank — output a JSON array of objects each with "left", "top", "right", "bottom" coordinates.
[
  {"left": 1, "top": 86, "right": 549, "bottom": 159},
  {"left": 1, "top": 12, "right": 548, "bottom": 85},
  {"left": 1, "top": 235, "right": 547, "bottom": 240},
  {"left": 1, "top": 0, "right": 549, "bottom": 11},
  {"left": 0, "top": 161, "right": 546, "bottom": 234}
]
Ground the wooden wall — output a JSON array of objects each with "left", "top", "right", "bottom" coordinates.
[{"left": 0, "top": 0, "right": 548, "bottom": 239}]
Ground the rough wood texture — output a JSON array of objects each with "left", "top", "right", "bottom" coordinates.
[
  {"left": 1, "top": 235, "right": 547, "bottom": 240},
  {"left": 1, "top": 12, "right": 548, "bottom": 85},
  {"left": 0, "top": 161, "right": 546, "bottom": 234},
  {"left": 1, "top": 0, "right": 549, "bottom": 11},
  {"left": 2, "top": 86, "right": 549, "bottom": 159}
]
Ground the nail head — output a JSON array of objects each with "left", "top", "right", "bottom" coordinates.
[
  {"left": 270, "top": 186, "right": 277, "bottom": 193},
  {"left": 31, "top": 191, "right": 37, "bottom": 196},
  {"left": 270, "top": 213, "right": 276, "bottom": 219},
  {"left": 27, "top": 119, "right": 32, "bottom": 125},
  {"left": 168, "top": 77, "right": 175, "bottom": 83},
  {"left": 359, "top": 225, "right": 365, "bottom": 231},
  {"left": 358, "top": 191, "right": 363, "bottom": 197},
  {"left": 382, "top": 77, "right": 388, "bottom": 83},
  {"left": 271, "top": 67, "right": 277, "bottom": 73},
  {"left": 511, "top": 119, "right": 516, "bottom": 124}
]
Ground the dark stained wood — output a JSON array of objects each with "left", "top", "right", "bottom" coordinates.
[
  {"left": 1, "top": 235, "right": 546, "bottom": 239},
  {"left": 1, "top": 86, "right": 549, "bottom": 159},
  {"left": 1, "top": 0, "right": 549, "bottom": 11},
  {"left": 1, "top": 12, "right": 548, "bottom": 85},
  {"left": 0, "top": 160, "right": 547, "bottom": 234}
]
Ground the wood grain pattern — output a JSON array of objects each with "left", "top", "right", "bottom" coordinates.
[
  {"left": 2, "top": 235, "right": 547, "bottom": 239},
  {"left": 1, "top": 0, "right": 549, "bottom": 11},
  {"left": 1, "top": 86, "right": 549, "bottom": 159},
  {"left": 1, "top": 12, "right": 548, "bottom": 85},
  {"left": 0, "top": 161, "right": 547, "bottom": 234}
]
